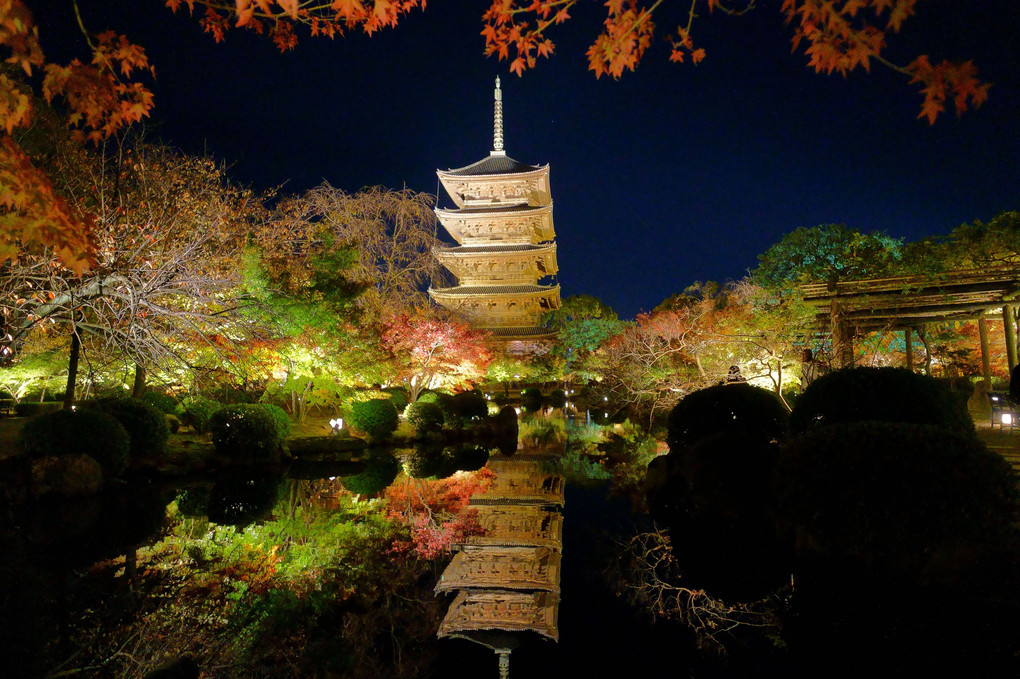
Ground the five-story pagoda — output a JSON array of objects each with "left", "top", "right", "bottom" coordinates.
[{"left": 429, "top": 78, "right": 560, "bottom": 352}]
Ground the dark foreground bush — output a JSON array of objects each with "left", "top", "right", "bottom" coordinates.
[
  {"left": 443, "top": 390, "right": 487, "bottom": 427},
  {"left": 789, "top": 366, "right": 975, "bottom": 437},
  {"left": 649, "top": 431, "right": 790, "bottom": 600},
  {"left": 667, "top": 383, "right": 789, "bottom": 452},
  {"left": 14, "top": 402, "right": 62, "bottom": 417},
  {"left": 778, "top": 421, "right": 1016, "bottom": 572},
  {"left": 347, "top": 399, "right": 399, "bottom": 440},
  {"left": 405, "top": 400, "right": 444, "bottom": 434},
  {"left": 209, "top": 404, "right": 282, "bottom": 461},
  {"left": 87, "top": 398, "right": 170, "bottom": 461},
  {"left": 19, "top": 408, "right": 130, "bottom": 477},
  {"left": 141, "top": 390, "right": 183, "bottom": 415},
  {"left": 777, "top": 421, "right": 1019, "bottom": 672}
]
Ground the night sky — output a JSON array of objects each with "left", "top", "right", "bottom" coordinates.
[{"left": 31, "top": 2, "right": 1020, "bottom": 319}]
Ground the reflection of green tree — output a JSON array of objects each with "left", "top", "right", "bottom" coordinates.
[
  {"left": 340, "top": 452, "right": 399, "bottom": 496},
  {"left": 44, "top": 490, "right": 446, "bottom": 678}
]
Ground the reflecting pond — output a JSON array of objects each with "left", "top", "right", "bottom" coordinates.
[{"left": 4, "top": 409, "right": 1008, "bottom": 678}]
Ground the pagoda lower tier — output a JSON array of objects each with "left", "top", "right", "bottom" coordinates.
[
  {"left": 433, "top": 243, "right": 557, "bottom": 286},
  {"left": 429, "top": 284, "right": 560, "bottom": 331}
]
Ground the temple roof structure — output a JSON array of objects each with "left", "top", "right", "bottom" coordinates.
[{"left": 442, "top": 154, "right": 543, "bottom": 177}]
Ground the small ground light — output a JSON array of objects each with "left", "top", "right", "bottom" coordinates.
[{"left": 329, "top": 417, "right": 343, "bottom": 434}]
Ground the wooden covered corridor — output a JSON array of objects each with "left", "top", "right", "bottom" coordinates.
[{"left": 799, "top": 266, "right": 1020, "bottom": 383}]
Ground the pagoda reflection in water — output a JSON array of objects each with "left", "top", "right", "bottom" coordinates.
[{"left": 436, "top": 449, "right": 565, "bottom": 677}]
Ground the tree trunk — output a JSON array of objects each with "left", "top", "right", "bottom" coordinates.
[
  {"left": 904, "top": 328, "right": 913, "bottom": 371},
  {"left": 131, "top": 363, "right": 146, "bottom": 399},
  {"left": 917, "top": 326, "right": 933, "bottom": 376},
  {"left": 1004, "top": 305, "right": 1017, "bottom": 370},
  {"left": 63, "top": 325, "right": 80, "bottom": 410}
]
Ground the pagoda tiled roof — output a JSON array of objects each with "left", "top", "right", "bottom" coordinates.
[
  {"left": 442, "top": 153, "right": 543, "bottom": 176},
  {"left": 482, "top": 326, "right": 557, "bottom": 339},
  {"left": 430, "top": 284, "right": 555, "bottom": 296},
  {"left": 435, "top": 244, "right": 553, "bottom": 254},
  {"left": 448, "top": 204, "right": 544, "bottom": 215}
]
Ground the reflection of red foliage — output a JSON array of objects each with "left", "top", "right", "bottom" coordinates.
[{"left": 385, "top": 468, "right": 495, "bottom": 560}]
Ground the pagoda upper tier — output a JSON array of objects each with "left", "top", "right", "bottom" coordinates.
[
  {"left": 437, "top": 159, "right": 552, "bottom": 209},
  {"left": 434, "top": 204, "right": 555, "bottom": 244}
]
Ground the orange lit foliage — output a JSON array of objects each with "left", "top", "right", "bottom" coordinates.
[
  {"left": 481, "top": 0, "right": 987, "bottom": 123},
  {"left": 384, "top": 468, "right": 495, "bottom": 559},
  {"left": 1, "top": 1, "right": 155, "bottom": 272},
  {"left": 167, "top": 1, "right": 988, "bottom": 124}
]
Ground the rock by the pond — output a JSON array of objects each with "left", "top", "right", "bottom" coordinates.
[{"left": 30, "top": 453, "right": 103, "bottom": 497}]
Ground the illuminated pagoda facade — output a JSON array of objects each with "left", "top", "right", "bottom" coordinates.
[{"left": 430, "top": 77, "right": 560, "bottom": 353}]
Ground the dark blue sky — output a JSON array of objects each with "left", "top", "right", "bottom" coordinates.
[{"left": 33, "top": 2, "right": 1020, "bottom": 319}]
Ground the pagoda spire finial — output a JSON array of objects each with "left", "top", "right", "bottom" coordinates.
[{"left": 492, "top": 76, "right": 505, "bottom": 155}]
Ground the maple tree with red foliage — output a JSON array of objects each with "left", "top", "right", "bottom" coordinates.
[{"left": 381, "top": 312, "right": 492, "bottom": 401}]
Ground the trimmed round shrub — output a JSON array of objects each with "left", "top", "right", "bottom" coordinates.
[
  {"left": 87, "top": 398, "right": 170, "bottom": 461},
  {"left": 347, "top": 399, "right": 399, "bottom": 440},
  {"left": 667, "top": 383, "right": 789, "bottom": 452},
  {"left": 141, "top": 390, "right": 183, "bottom": 415},
  {"left": 416, "top": 391, "right": 442, "bottom": 405},
  {"left": 209, "top": 404, "right": 282, "bottom": 461},
  {"left": 789, "top": 366, "right": 975, "bottom": 437},
  {"left": 383, "top": 387, "right": 410, "bottom": 413},
  {"left": 19, "top": 408, "right": 130, "bottom": 477},
  {"left": 405, "top": 400, "right": 444, "bottom": 434},
  {"left": 650, "top": 431, "right": 790, "bottom": 600},
  {"left": 340, "top": 452, "right": 399, "bottom": 496},
  {"left": 446, "top": 390, "right": 488, "bottom": 424},
  {"left": 182, "top": 396, "right": 221, "bottom": 434},
  {"left": 258, "top": 403, "right": 292, "bottom": 439},
  {"left": 14, "top": 402, "right": 62, "bottom": 418},
  {"left": 521, "top": 387, "right": 542, "bottom": 400}
]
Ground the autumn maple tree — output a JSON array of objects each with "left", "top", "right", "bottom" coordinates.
[
  {"left": 381, "top": 312, "right": 491, "bottom": 401},
  {"left": 1, "top": 0, "right": 154, "bottom": 272},
  {"left": 163, "top": 1, "right": 988, "bottom": 125}
]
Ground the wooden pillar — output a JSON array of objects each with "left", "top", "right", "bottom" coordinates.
[
  {"left": 1004, "top": 305, "right": 1017, "bottom": 370},
  {"left": 904, "top": 328, "right": 913, "bottom": 371},
  {"left": 979, "top": 316, "right": 992, "bottom": 390}
]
